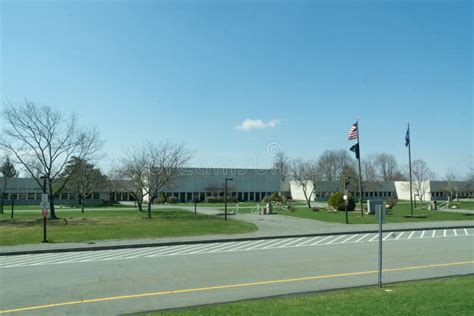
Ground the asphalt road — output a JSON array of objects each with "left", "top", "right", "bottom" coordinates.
[{"left": 1, "top": 228, "right": 473, "bottom": 315}]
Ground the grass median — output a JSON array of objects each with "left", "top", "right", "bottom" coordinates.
[
  {"left": 139, "top": 275, "right": 474, "bottom": 315},
  {"left": 0, "top": 208, "right": 257, "bottom": 246},
  {"left": 277, "top": 203, "right": 474, "bottom": 224}
]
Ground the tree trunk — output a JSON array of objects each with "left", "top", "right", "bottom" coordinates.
[
  {"left": 137, "top": 201, "right": 144, "bottom": 212},
  {"left": 0, "top": 197, "right": 3, "bottom": 214},
  {"left": 48, "top": 181, "right": 58, "bottom": 219},
  {"left": 147, "top": 202, "right": 152, "bottom": 219},
  {"left": 81, "top": 197, "right": 85, "bottom": 213},
  {"left": 303, "top": 189, "right": 311, "bottom": 208}
]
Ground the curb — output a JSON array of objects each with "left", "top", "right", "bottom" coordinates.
[{"left": 2, "top": 224, "right": 474, "bottom": 257}]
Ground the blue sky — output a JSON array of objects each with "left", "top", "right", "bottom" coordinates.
[{"left": 1, "top": 0, "right": 472, "bottom": 177}]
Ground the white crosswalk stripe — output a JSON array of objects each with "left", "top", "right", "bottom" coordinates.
[{"left": 1, "top": 228, "right": 472, "bottom": 269}]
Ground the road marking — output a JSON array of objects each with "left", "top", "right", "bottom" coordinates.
[
  {"left": 145, "top": 245, "right": 195, "bottom": 257},
  {"left": 207, "top": 242, "right": 238, "bottom": 253},
  {"left": 261, "top": 238, "right": 293, "bottom": 249},
  {"left": 395, "top": 232, "right": 404, "bottom": 240},
  {"left": 247, "top": 239, "right": 283, "bottom": 250},
  {"left": 311, "top": 236, "right": 333, "bottom": 245},
  {"left": 2, "top": 230, "right": 472, "bottom": 268},
  {"left": 167, "top": 243, "right": 220, "bottom": 256},
  {"left": 277, "top": 238, "right": 306, "bottom": 248},
  {"left": 369, "top": 234, "right": 379, "bottom": 242},
  {"left": 340, "top": 235, "right": 358, "bottom": 244},
  {"left": 383, "top": 233, "right": 392, "bottom": 241},
  {"left": 326, "top": 235, "right": 345, "bottom": 244},
  {"left": 294, "top": 236, "right": 320, "bottom": 247},
  {"left": 1, "top": 260, "right": 472, "bottom": 314},
  {"left": 227, "top": 240, "right": 270, "bottom": 252},
  {"left": 189, "top": 243, "right": 226, "bottom": 254},
  {"left": 354, "top": 233, "right": 370, "bottom": 243}
]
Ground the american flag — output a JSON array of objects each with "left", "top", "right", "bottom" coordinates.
[{"left": 348, "top": 122, "right": 358, "bottom": 140}]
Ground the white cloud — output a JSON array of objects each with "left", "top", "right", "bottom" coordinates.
[{"left": 235, "top": 119, "right": 280, "bottom": 131}]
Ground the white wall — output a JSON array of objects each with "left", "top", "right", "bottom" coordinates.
[{"left": 290, "top": 181, "right": 314, "bottom": 201}]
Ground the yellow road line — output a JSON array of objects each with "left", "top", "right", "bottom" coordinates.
[{"left": 1, "top": 260, "right": 472, "bottom": 314}]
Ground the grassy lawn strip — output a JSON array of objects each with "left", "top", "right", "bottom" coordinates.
[
  {"left": 139, "top": 275, "right": 474, "bottom": 316},
  {"left": 0, "top": 209, "right": 257, "bottom": 246},
  {"left": 452, "top": 201, "right": 474, "bottom": 210},
  {"left": 278, "top": 203, "right": 474, "bottom": 224}
]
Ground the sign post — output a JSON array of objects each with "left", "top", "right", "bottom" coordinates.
[
  {"left": 41, "top": 194, "right": 49, "bottom": 243},
  {"left": 376, "top": 204, "right": 385, "bottom": 288}
]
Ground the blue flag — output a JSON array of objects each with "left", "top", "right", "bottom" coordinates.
[{"left": 405, "top": 126, "right": 410, "bottom": 147}]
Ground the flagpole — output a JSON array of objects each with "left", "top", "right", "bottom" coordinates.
[
  {"left": 408, "top": 122, "right": 413, "bottom": 216},
  {"left": 356, "top": 120, "right": 363, "bottom": 217}
]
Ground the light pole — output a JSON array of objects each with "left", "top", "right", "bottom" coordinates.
[
  {"left": 224, "top": 178, "right": 233, "bottom": 221},
  {"left": 344, "top": 177, "right": 351, "bottom": 224},
  {"left": 40, "top": 175, "right": 48, "bottom": 243}
]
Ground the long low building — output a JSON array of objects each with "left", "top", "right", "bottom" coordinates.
[
  {"left": 289, "top": 180, "right": 474, "bottom": 202},
  {"left": 0, "top": 168, "right": 282, "bottom": 204},
  {"left": 1, "top": 170, "right": 472, "bottom": 205}
]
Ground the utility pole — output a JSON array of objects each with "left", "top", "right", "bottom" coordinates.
[{"left": 224, "top": 178, "right": 233, "bottom": 221}]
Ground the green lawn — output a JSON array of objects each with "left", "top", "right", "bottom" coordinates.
[
  {"left": 175, "top": 202, "right": 261, "bottom": 208},
  {"left": 451, "top": 201, "right": 474, "bottom": 210},
  {"left": 0, "top": 209, "right": 257, "bottom": 246},
  {"left": 139, "top": 275, "right": 474, "bottom": 316},
  {"left": 277, "top": 203, "right": 474, "bottom": 224},
  {"left": 0, "top": 203, "right": 133, "bottom": 212}
]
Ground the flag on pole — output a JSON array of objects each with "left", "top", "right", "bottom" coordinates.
[
  {"left": 348, "top": 122, "right": 358, "bottom": 140},
  {"left": 349, "top": 143, "right": 360, "bottom": 159},
  {"left": 405, "top": 126, "right": 410, "bottom": 147}
]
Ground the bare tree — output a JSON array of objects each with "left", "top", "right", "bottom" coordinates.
[
  {"left": 273, "top": 151, "right": 290, "bottom": 181},
  {"left": 361, "top": 157, "right": 379, "bottom": 193},
  {"left": 0, "top": 100, "right": 101, "bottom": 219},
  {"left": 118, "top": 141, "right": 192, "bottom": 218},
  {"left": 290, "top": 159, "right": 317, "bottom": 208},
  {"left": 143, "top": 142, "right": 191, "bottom": 217},
  {"left": 0, "top": 156, "right": 19, "bottom": 214},
  {"left": 444, "top": 170, "right": 461, "bottom": 203},
  {"left": 410, "top": 159, "right": 435, "bottom": 204},
  {"left": 373, "top": 153, "right": 399, "bottom": 181},
  {"left": 317, "top": 150, "right": 356, "bottom": 182}
]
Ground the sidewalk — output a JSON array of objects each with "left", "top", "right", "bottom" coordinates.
[{"left": 1, "top": 204, "right": 473, "bottom": 255}]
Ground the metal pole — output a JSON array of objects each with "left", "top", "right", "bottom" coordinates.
[
  {"left": 344, "top": 177, "right": 348, "bottom": 224},
  {"left": 408, "top": 123, "right": 413, "bottom": 216},
  {"left": 356, "top": 121, "right": 363, "bottom": 217},
  {"left": 224, "top": 178, "right": 228, "bottom": 221},
  {"left": 378, "top": 205, "right": 383, "bottom": 288}
]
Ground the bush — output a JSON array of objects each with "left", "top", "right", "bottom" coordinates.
[
  {"left": 155, "top": 192, "right": 167, "bottom": 204},
  {"left": 167, "top": 196, "right": 178, "bottom": 204},
  {"left": 262, "top": 192, "right": 287, "bottom": 204},
  {"left": 385, "top": 197, "right": 398, "bottom": 209},
  {"left": 328, "top": 192, "right": 355, "bottom": 212},
  {"left": 311, "top": 207, "right": 320, "bottom": 212},
  {"left": 205, "top": 196, "right": 237, "bottom": 203},
  {"left": 287, "top": 204, "right": 295, "bottom": 212}
]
